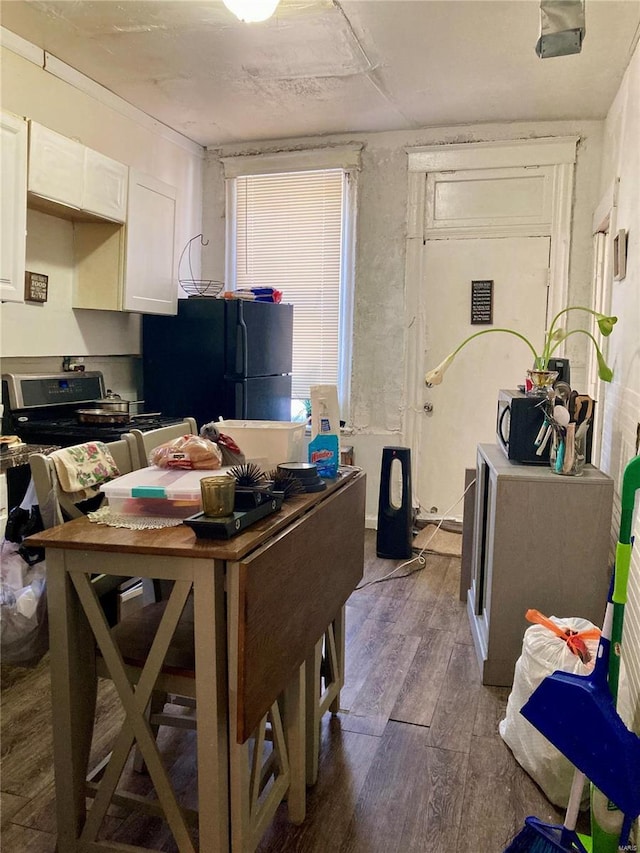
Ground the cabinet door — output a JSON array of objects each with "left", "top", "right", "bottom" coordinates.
[
  {"left": 123, "top": 170, "right": 177, "bottom": 315},
  {"left": 0, "top": 112, "right": 27, "bottom": 303},
  {"left": 83, "top": 149, "right": 128, "bottom": 222},
  {"left": 28, "top": 121, "right": 83, "bottom": 209}
]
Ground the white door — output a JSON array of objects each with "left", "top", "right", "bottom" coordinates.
[{"left": 418, "top": 235, "right": 551, "bottom": 516}]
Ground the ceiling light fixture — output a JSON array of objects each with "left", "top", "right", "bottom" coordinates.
[{"left": 223, "top": 0, "right": 281, "bottom": 23}]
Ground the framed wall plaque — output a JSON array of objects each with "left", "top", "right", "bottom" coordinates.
[
  {"left": 471, "top": 280, "right": 493, "bottom": 324},
  {"left": 25, "top": 271, "right": 49, "bottom": 303}
]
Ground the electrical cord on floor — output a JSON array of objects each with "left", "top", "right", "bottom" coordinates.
[{"left": 354, "top": 477, "right": 476, "bottom": 590}]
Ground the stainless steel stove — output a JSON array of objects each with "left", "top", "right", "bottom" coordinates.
[{"left": 2, "top": 372, "right": 187, "bottom": 447}]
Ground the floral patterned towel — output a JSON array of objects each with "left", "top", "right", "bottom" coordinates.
[{"left": 51, "top": 442, "right": 121, "bottom": 502}]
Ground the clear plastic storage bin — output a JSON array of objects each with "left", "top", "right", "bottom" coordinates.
[{"left": 100, "top": 467, "right": 233, "bottom": 518}]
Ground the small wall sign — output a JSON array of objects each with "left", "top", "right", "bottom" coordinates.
[
  {"left": 24, "top": 270, "right": 49, "bottom": 302},
  {"left": 25, "top": 271, "right": 49, "bottom": 303},
  {"left": 471, "top": 280, "right": 493, "bottom": 324}
]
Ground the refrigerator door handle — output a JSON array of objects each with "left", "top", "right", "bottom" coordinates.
[
  {"left": 235, "top": 382, "right": 247, "bottom": 419},
  {"left": 235, "top": 303, "right": 249, "bottom": 376}
]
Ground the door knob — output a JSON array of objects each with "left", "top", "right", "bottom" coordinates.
[{"left": 423, "top": 402, "right": 434, "bottom": 414}]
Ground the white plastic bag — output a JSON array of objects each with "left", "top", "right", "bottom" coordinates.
[
  {"left": 499, "top": 615, "right": 600, "bottom": 809},
  {"left": 0, "top": 541, "right": 49, "bottom": 666}
]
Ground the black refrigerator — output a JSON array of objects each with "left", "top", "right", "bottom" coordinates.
[{"left": 142, "top": 299, "right": 293, "bottom": 429}]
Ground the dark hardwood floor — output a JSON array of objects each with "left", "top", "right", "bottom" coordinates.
[{"left": 1, "top": 530, "right": 569, "bottom": 852}]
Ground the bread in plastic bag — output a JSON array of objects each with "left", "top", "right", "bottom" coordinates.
[
  {"left": 498, "top": 615, "right": 600, "bottom": 809},
  {"left": 149, "top": 435, "right": 223, "bottom": 470}
]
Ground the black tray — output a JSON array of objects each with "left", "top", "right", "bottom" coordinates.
[
  {"left": 183, "top": 493, "right": 284, "bottom": 539},
  {"left": 234, "top": 485, "right": 278, "bottom": 510}
]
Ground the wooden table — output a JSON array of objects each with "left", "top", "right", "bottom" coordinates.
[{"left": 28, "top": 468, "right": 366, "bottom": 852}]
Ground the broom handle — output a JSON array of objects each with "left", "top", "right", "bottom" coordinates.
[{"left": 565, "top": 769, "right": 586, "bottom": 832}]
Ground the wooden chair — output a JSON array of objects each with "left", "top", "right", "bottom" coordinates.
[
  {"left": 30, "top": 437, "right": 136, "bottom": 527},
  {"left": 30, "top": 438, "right": 141, "bottom": 624},
  {"left": 127, "top": 417, "right": 198, "bottom": 468},
  {"left": 125, "top": 417, "right": 198, "bottom": 607}
]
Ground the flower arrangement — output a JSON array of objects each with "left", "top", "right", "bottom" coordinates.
[{"left": 425, "top": 306, "right": 617, "bottom": 387}]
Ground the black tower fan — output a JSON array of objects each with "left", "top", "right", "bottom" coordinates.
[{"left": 376, "top": 447, "right": 413, "bottom": 559}]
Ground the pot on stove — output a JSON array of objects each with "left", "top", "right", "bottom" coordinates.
[
  {"left": 76, "top": 408, "right": 162, "bottom": 425},
  {"left": 89, "top": 390, "right": 144, "bottom": 415}
]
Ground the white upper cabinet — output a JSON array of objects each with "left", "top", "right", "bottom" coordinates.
[
  {"left": 22, "top": 121, "right": 175, "bottom": 315},
  {"left": 82, "top": 148, "right": 128, "bottom": 222},
  {"left": 28, "top": 122, "right": 127, "bottom": 223},
  {"left": 28, "top": 122, "right": 84, "bottom": 210},
  {"left": 1, "top": 112, "right": 28, "bottom": 303},
  {"left": 123, "top": 170, "right": 177, "bottom": 315},
  {"left": 73, "top": 170, "right": 178, "bottom": 315}
]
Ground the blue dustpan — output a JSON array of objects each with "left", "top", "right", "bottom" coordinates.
[{"left": 521, "top": 581, "right": 640, "bottom": 822}]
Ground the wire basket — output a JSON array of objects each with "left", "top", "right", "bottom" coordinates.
[
  {"left": 178, "top": 234, "right": 224, "bottom": 298},
  {"left": 180, "top": 279, "right": 225, "bottom": 298}
]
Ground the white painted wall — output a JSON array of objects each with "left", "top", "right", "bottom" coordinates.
[
  {"left": 596, "top": 39, "right": 640, "bottom": 743},
  {"left": 204, "top": 120, "right": 604, "bottom": 521},
  {"left": 0, "top": 46, "right": 204, "bottom": 365}
]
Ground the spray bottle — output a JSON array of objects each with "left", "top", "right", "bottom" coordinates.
[{"left": 308, "top": 396, "right": 339, "bottom": 478}]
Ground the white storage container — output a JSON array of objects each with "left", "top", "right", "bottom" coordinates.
[
  {"left": 217, "top": 420, "right": 305, "bottom": 469},
  {"left": 101, "top": 466, "right": 233, "bottom": 518}
]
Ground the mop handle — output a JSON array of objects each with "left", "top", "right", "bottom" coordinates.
[
  {"left": 589, "top": 576, "right": 614, "bottom": 688},
  {"left": 609, "top": 453, "right": 640, "bottom": 698}
]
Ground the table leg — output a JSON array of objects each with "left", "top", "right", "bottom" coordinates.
[
  {"left": 304, "top": 641, "right": 323, "bottom": 787},
  {"left": 193, "top": 559, "right": 230, "bottom": 853},
  {"left": 329, "top": 607, "right": 345, "bottom": 713},
  {"left": 283, "top": 664, "right": 305, "bottom": 824},
  {"left": 305, "top": 607, "right": 346, "bottom": 786},
  {"left": 47, "top": 550, "right": 97, "bottom": 850}
]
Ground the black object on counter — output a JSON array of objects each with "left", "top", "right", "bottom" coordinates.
[
  {"left": 183, "top": 493, "right": 284, "bottom": 539},
  {"left": 276, "top": 462, "right": 326, "bottom": 493}
]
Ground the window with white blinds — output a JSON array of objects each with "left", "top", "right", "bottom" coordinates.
[{"left": 234, "top": 169, "right": 345, "bottom": 401}]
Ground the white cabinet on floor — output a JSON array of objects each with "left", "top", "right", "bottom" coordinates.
[
  {"left": 73, "top": 170, "right": 177, "bottom": 315},
  {"left": 1, "top": 111, "right": 28, "bottom": 303},
  {"left": 28, "top": 122, "right": 128, "bottom": 223}
]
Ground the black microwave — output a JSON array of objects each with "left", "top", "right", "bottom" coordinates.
[{"left": 496, "top": 389, "right": 594, "bottom": 465}]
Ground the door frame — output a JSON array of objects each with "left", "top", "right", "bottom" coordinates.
[
  {"left": 587, "top": 179, "right": 618, "bottom": 466},
  {"left": 403, "top": 137, "right": 578, "bottom": 517}
]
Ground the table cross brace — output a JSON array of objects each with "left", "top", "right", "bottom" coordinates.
[{"left": 71, "top": 573, "right": 196, "bottom": 853}]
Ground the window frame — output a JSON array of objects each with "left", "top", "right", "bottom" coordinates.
[{"left": 222, "top": 146, "right": 361, "bottom": 417}]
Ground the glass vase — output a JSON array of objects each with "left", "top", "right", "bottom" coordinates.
[{"left": 526, "top": 369, "right": 559, "bottom": 397}]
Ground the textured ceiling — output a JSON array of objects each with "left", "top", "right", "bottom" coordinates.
[{"left": 1, "top": 0, "right": 639, "bottom": 147}]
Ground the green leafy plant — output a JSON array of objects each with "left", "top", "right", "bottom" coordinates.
[{"left": 425, "top": 306, "right": 617, "bottom": 386}]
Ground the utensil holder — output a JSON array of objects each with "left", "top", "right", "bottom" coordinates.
[{"left": 550, "top": 427, "right": 586, "bottom": 476}]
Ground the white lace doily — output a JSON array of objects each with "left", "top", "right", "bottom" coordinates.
[{"left": 87, "top": 506, "right": 184, "bottom": 530}]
